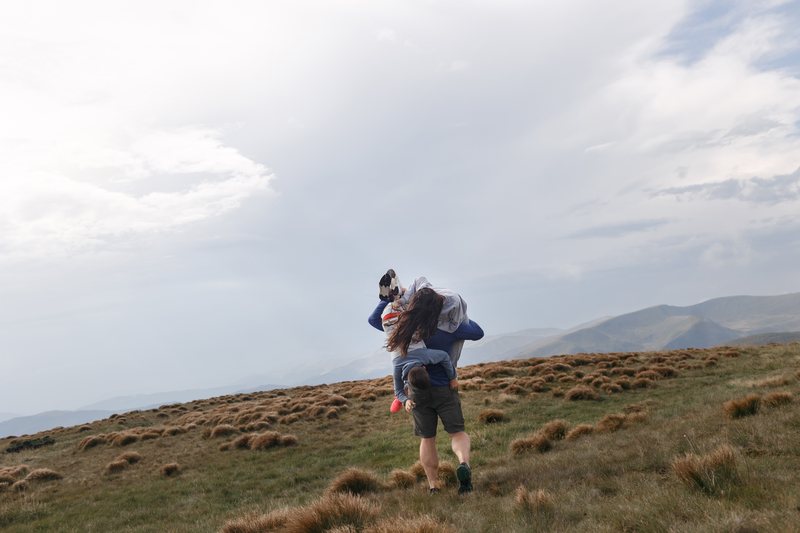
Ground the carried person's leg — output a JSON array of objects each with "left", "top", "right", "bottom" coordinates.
[{"left": 449, "top": 339, "right": 465, "bottom": 367}]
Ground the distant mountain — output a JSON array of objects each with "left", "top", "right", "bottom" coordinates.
[
  {"left": 515, "top": 292, "right": 800, "bottom": 359},
  {"left": 0, "top": 412, "right": 20, "bottom": 424},
  {"left": 0, "top": 410, "right": 117, "bottom": 438},
  {"left": 717, "top": 331, "right": 800, "bottom": 347}
]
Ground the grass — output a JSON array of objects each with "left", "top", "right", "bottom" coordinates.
[{"left": 1, "top": 344, "right": 800, "bottom": 531}]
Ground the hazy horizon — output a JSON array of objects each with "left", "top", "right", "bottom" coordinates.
[{"left": 2, "top": 0, "right": 800, "bottom": 415}]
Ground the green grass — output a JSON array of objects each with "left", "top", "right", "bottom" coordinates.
[{"left": 1, "top": 344, "right": 800, "bottom": 532}]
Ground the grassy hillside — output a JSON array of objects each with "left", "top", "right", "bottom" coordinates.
[{"left": 1, "top": 343, "right": 799, "bottom": 532}]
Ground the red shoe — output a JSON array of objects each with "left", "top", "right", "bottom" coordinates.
[{"left": 390, "top": 397, "right": 403, "bottom": 413}]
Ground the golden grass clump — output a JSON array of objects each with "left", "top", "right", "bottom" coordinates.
[
  {"left": 210, "top": 424, "right": 240, "bottom": 438},
  {"left": 763, "top": 391, "right": 792, "bottom": 406},
  {"left": 631, "top": 378, "right": 656, "bottom": 389},
  {"left": 25, "top": 468, "right": 62, "bottom": 483},
  {"left": 515, "top": 485, "right": 552, "bottom": 512},
  {"left": 541, "top": 419, "right": 570, "bottom": 440},
  {"left": 389, "top": 469, "right": 416, "bottom": 489},
  {"left": 723, "top": 394, "right": 761, "bottom": 419},
  {"left": 366, "top": 514, "right": 456, "bottom": 533},
  {"left": 160, "top": 463, "right": 179, "bottom": 477},
  {"left": 565, "top": 385, "right": 597, "bottom": 401},
  {"left": 77, "top": 435, "right": 107, "bottom": 451},
  {"left": 0, "top": 482, "right": 9, "bottom": 492},
  {"left": 106, "top": 460, "right": 128, "bottom": 473},
  {"left": 327, "top": 468, "right": 386, "bottom": 495},
  {"left": 249, "top": 431, "right": 280, "bottom": 450},
  {"left": 510, "top": 431, "right": 551, "bottom": 455},
  {"left": 565, "top": 424, "right": 594, "bottom": 441},
  {"left": 437, "top": 461, "right": 458, "bottom": 487},
  {"left": 286, "top": 493, "right": 380, "bottom": 533},
  {"left": 757, "top": 376, "right": 791, "bottom": 387},
  {"left": 671, "top": 444, "right": 737, "bottom": 493},
  {"left": 111, "top": 433, "right": 139, "bottom": 447},
  {"left": 596, "top": 414, "right": 627, "bottom": 432},
  {"left": 477, "top": 409, "right": 506, "bottom": 424},
  {"left": 218, "top": 509, "right": 291, "bottom": 533},
  {"left": 11, "top": 480, "right": 28, "bottom": 492},
  {"left": 232, "top": 434, "right": 255, "bottom": 449},
  {"left": 116, "top": 452, "right": 142, "bottom": 464},
  {"left": 77, "top": 425, "right": 92, "bottom": 432},
  {"left": 280, "top": 414, "right": 300, "bottom": 425},
  {"left": 279, "top": 434, "right": 298, "bottom": 447}
]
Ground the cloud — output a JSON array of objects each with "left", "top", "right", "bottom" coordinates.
[
  {"left": 565, "top": 219, "right": 670, "bottom": 239},
  {"left": 653, "top": 167, "right": 800, "bottom": 205},
  {"left": 0, "top": 126, "right": 274, "bottom": 259}
]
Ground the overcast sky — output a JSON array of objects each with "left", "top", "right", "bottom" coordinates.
[{"left": 2, "top": 0, "right": 800, "bottom": 415}]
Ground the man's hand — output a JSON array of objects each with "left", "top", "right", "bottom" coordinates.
[
  {"left": 405, "top": 399, "right": 415, "bottom": 412},
  {"left": 449, "top": 378, "right": 459, "bottom": 391}
]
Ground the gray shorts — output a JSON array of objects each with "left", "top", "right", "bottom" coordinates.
[{"left": 409, "top": 385, "right": 465, "bottom": 439}]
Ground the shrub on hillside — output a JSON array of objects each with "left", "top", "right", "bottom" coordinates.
[
  {"left": 631, "top": 378, "right": 656, "bottom": 389},
  {"left": 437, "top": 461, "right": 458, "bottom": 487},
  {"left": 25, "top": 468, "right": 62, "bottom": 483},
  {"left": 232, "top": 434, "right": 255, "bottom": 449},
  {"left": 77, "top": 435, "right": 107, "bottom": 451},
  {"left": 5, "top": 436, "right": 55, "bottom": 454},
  {"left": 671, "top": 445, "right": 737, "bottom": 494},
  {"left": 218, "top": 509, "right": 290, "bottom": 533},
  {"left": 288, "top": 493, "right": 380, "bottom": 533},
  {"left": 477, "top": 409, "right": 506, "bottom": 424},
  {"left": 280, "top": 414, "right": 300, "bottom": 425},
  {"left": 565, "top": 385, "right": 597, "bottom": 401},
  {"left": 77, "top": 425, "right": 92, "bottom": 432},
  {"left": 279, "top": 434, "right": 298, "bottom": 447},
  {"left": 367, "top": 514, "right": 456, "bottom": 533},
  {"left": 723, "top": 394, "right": 761, "bottom": 419},
  {"left": 250, "top": 431, "right": 280, "bottom": 450},
  {"left": 327, "top": 468, "right": 386, "bottom": 496},
  {"left": 510, "top": 432, "right": 551, "bottom": 455}
]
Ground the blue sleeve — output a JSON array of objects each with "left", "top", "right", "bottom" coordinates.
[
  {"left": 393, "top": 361, "right": 409, "bottom": 403},
  {"left": 423, "top": 349, "right": 457, "bottom": 380},
  {"left": 454, "top": 319, "right": 484, "bottom": 341},
  {"left": 368, "top": 300, "right": 389, "bottom": 332}
]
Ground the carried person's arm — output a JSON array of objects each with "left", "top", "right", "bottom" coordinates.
[
  {"left": 368, "top": 300, "right": 390, "bottom": 332},
  {"left": 393, "top": 362, "right": 410, "bottom": 404}
]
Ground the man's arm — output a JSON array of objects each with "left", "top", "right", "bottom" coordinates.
[
  {"left": 419, "top": 348, "right": 458, "bottom": 380},
  {"left": 368, "top": 300, "right": 390, "bottom": 332}
]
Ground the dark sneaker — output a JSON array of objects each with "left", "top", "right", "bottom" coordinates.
[
  {"left": 429, "top": 487, "right": 440, "bottom": 496},
  {"left": 457, "top": 462, "right": 472, "bottom": 494}
]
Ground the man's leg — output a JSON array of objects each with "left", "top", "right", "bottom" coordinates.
[
  {"left": 419, "top": 437, "right": 439, "bottom": 489},
  {"left": 449, "top": 431, "right": 470, "bottom": 465}
]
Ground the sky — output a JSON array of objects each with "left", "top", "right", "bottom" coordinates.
[{"left": 2, "top": 0, "right": 800, "bottom": 415}]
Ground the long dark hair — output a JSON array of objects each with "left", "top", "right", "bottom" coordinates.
[{"left": 386, "top": 288, "right": 444, "bottom": 356}]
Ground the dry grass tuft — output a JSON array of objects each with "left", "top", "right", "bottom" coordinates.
[
  {"left": 160, "top": 463, "right": 179, "bottom": 477},
  {"left": 327, "top": 468, "right": 386, "bottom": 495},
  {"left": 757, "top": 376, "right": 791, "bottom": 387},
  {"left": 515, "top": 485, "right": 552, "bottom": 512},
  {"left": 510, "top": 431, "right": 551, "bottom": 455},
  {"left": 366, "top": 514, "right": 456, "bottom": 533},
  {"left": 389, "top": 469, "right": 416, "bottom": 489},
  {"left": 111, "top": 433, "right": 139, "bottom": 447},
  {"left": 11, "top": 480, "right": 29, "bottom": 492},
  {"left": 541, "top": 419, "right": 570, "bottom": 440},
  {"left": 477, "top": 409, "right": 506, "bottom": 424},
  {"left": 116, "top": 452, "right": 142, "bottom": 464},
  {"left": 232, "top": 434, "right": 255, "bottom": 449},
  {"left": 408, "top": 461, "right": 426, "bottom": 481},
  {"left": 218, "top": 509, "right": 291, "bottom": 533},
  {"left": 280, "top": 434, "right": 298, "bottom": 447},
  {"left": 0, "top": 482, "right": 9, "bottom": 492},
  {"left": 210, "top": 424, "right": 240, "bottom": 438},
  {"left": 437, "top": 461, "right": 458, "bottom": 487},
  {"left": 631, "top": 378, "right": 657, "bottom": 388},
  {"left": 565, "top": 385, "right": 597, "bottom": 401},
  {"left": 565, "top": 424, "right": 594, "bottom": 441},
  {"left": 671, "top": 444, "right": 737, "bottom": 493},
  {"left": 285, "top": 493, "right": 380, "bottom": 533},
  {"left": 250, "top": 431, "right": 281, "bottom": 450},
  {"left": 763, "top": 391, "right": 792, "bottom": 406},
  {"left": 77, "top": 425, "right": 92, "bottom": 432},
  {"left": 723, "top": 394, "right": 761, "bottom": 419},
  {"left": 77, "top": 435, "right": 107, "bottom": 451},
  {"left": 596, "top": 414, "right": 627, "bottom": 432},
  {"left": 219, "top": 442, "right": 232, "bottom": 451},
  {"left": 106, "top": 460, "right": 128, "bottom": 473},
  {"left": 280, "top": 414, "right": 300, "bottom": 425},
  {"left": 25, "top": 468, "right": 62, "bottom": 482}
]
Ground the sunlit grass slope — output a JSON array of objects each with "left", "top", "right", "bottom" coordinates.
[{"left": 2, "top": 343, "right": 799, "bottom": 532}]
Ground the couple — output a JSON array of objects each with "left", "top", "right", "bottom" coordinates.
[{"left": 368, "top": 270, "right": 484, "bottom": 495}]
